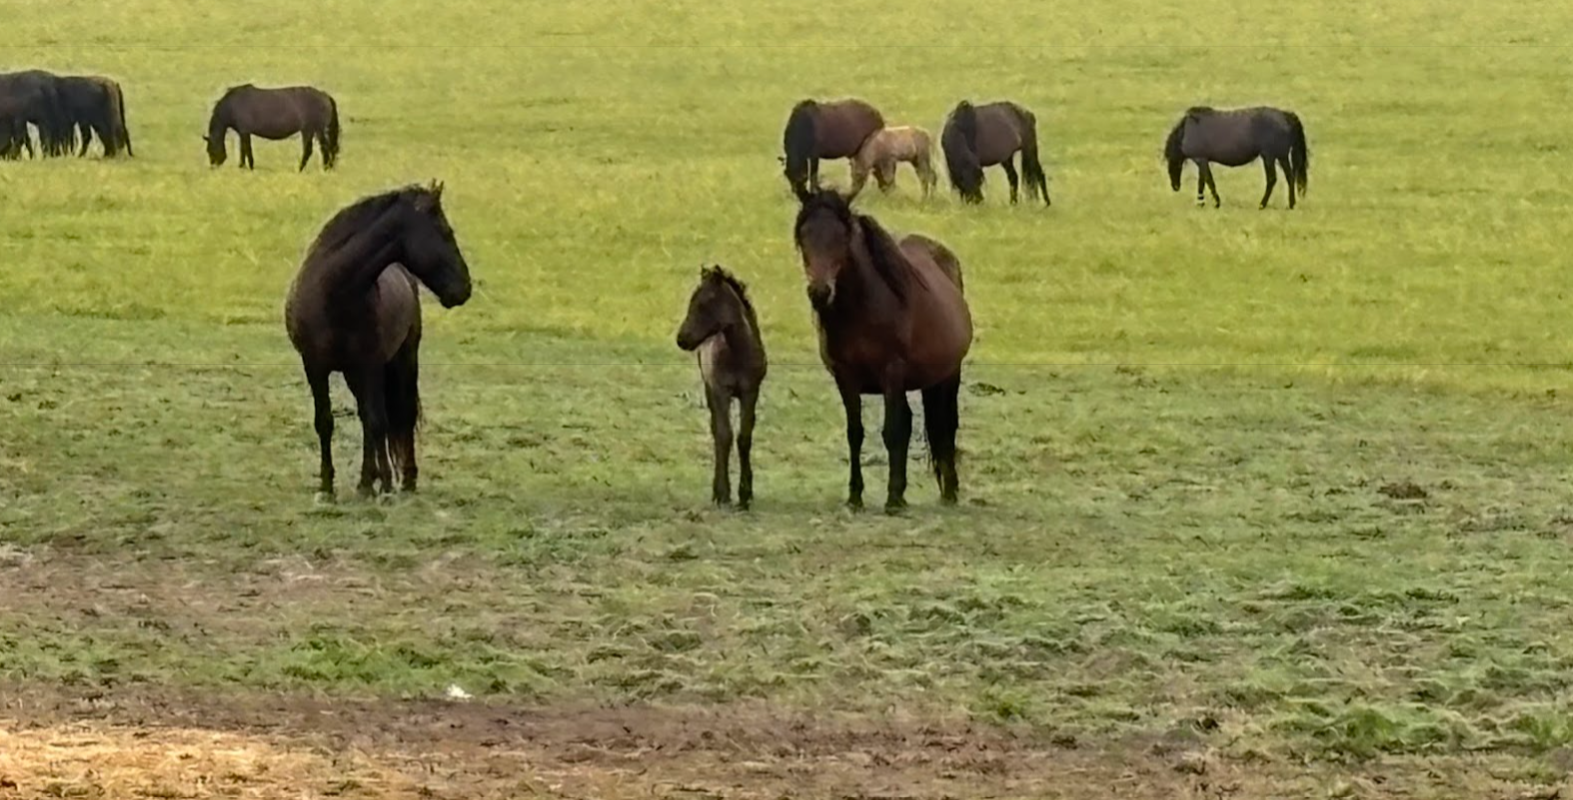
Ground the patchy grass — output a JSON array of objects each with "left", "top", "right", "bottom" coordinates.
[{"left": 4, "top": 0, "right": 1573, "bottom": 793}]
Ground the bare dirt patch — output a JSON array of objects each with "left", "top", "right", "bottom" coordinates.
[{"left": 1, "top": 684, "right": 1562, "bottom": 799}]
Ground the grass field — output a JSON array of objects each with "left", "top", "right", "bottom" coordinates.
[{"left": 5, "top": 1, "right": 1573, "bottom": 797}]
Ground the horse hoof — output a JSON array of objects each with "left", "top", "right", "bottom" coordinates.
[
  {"left": 313, "top": 491, "right": 335, "bottom": 506},
  {"left": 883, "top": 499, "right": 908, "bottom": 515},
  {"left": 846, "top": 497, "right": 864, "bottom": 512}
]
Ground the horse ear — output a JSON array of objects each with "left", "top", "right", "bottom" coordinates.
[{"left": 430, "top": 180, "right": 445, "bottom": 200}]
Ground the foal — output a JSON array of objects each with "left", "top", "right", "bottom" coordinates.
[{"left": 675, "top": 265, "right": 767, "bottom": 509}]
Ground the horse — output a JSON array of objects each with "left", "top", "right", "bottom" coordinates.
[
  {"left": 940, "top": 100, "right": 1051, "bottom": 207},
  {"left": 57, "top": 75, "right": 133, "bottom": 158},
  {"left": 206, "top": 84, "right": 340, "bottom": 171},
  {"left": 850, "top": 125, "right": 939, "bottom": 200},
  {"left": 283, "top": 181, "right": 473, "bottom": 500},
  {"left": 675, "top": 265, "right": 768, "bottom": 510},
  {"left": 791, "top": 187, "right": 973, "bottom": 512},
  {"left": 1163, "top": 105, "right": 1309, "bottom": 209},
  {"left": 0, "top": 70, "right": 71, "bottom": 159},
  {"left": 779, "top": 98, "right": 885, "bottom": 196}
]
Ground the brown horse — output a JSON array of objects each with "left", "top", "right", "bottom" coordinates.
[
  {"left": 779, "top": 98, "right": 885, "bottom": 196},
  {"left": 940, "top": 100, "right": 1051, "bottom": 206},
  {"left": 284, "top": 181, "right": 473, "bottom": 500},
  {"left": 1164, "top": 105, "right": 1309, "bottom": 209},
  {"left": 791, "top": 187, "right": 972, "bottom": 512},
  {"left": 675, "top": 265, "right": 768, "bottom": 509},
  {"left": 206, "top": 84, "right": 340, "bottom": 171},
  {"left": 850, "top": 126, "right": 939, "bottom": 200}
]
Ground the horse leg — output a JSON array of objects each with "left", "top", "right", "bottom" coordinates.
[
  {"left": 918, "top": 156, "right": 938, "bottom": 199},
  {"left": 240, "top": 134, "right": 255, "bottom": 169},
  {"left": 347, "top": 367, "right": 392, "bottom": 497},
  {"left": 849, "top": 156, "right": 870, "bottom": 200},
  {"left": 1199, "top": 161, "right": 1221, "bottom": 208},
  {"left": 306, "top": 366, "right": 335, "bottom": 499},
  {"left": 737, "top": 387, "right": 758, "bottom": 510},
  {"left": 809, "top": 156, "right": 820, "bottom": 189},
  {"left": 921, "top": 374, "right": 962, "bottom": 505},
  {"left": 881, "top": 388, "right": 912, "bottom": 512},
  {"left": 1259, "top": 157, "right": 1278, "bottom": 209},
  {"left": 1001, "top": 159, "right": 1021, "bottom": 204},
  {"left": 78, "top": 124, "right": 91, "bottom": 157},
  {"left": 298, "top": 132, "right": 315, "bottom": 172},
  {"left": 1195, "top": 162, "right": 1207, "bottom": 206},
  {"left": 706, "top": 387, "right": 733, "bottom": 506},
  {"left": 838, "top": 381, "right": 865, "bottom": 510},
  {"left": 1280, "top": 155, "right": 1297, "bottom": 209}
]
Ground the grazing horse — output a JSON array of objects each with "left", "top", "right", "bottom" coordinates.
[
  {"left": 284, "top": 181, "right": 473, "bottom": 500},
  {"left": 779, "top": 98, "right": 885, "bottom": 196},
  {"left": 675, "top": 265, "right": 768, "bottom": 509},
  {"left": 206, "top": 84, "right": 340, "bottom": 171},
  {"left": 57, "top": 75, "right": 133, "bottom": 157},
  {"left": 0, "top": 70, "right": 71, "bottom": 159},
  {"left": 1164, "top": 105, "right": 1309, "bottom": 209},
  {"left": 940, "top": 100, "right": 1051, "bottom": 206},
  {"left": 791, "top": 187, "right": 972, "bottom": 512},
  {"left": 850, "top": 125, "right": 939, "bottom": 200}
]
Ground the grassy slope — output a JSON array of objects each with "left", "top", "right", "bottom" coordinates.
[{"left": 3, "top": 0, "right": 1573, "bottom": 770}]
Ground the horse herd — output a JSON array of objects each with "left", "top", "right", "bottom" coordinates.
[
  {"left": 785, "top": 96, "right": 1311, "bottom": 210},
  {"left": 2, "top": 71, "right": 1316, "bottom": 510},
  {"left": 0, "top": 73, "right": 340, "bottom": 171}
]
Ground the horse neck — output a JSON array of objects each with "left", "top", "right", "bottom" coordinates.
[
  {"left": 718, "top": 289, "right": 762, "bottom": 362},
  {"left": 312, "top": 209, "right": 406, "bottom": 303},
  {"left": 207, "top": 101, "right": 234, "bottom": 138}
]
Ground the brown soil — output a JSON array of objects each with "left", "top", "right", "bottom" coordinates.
[{"left": 0, "top": 684, "right": 1560, "bottom": 799}]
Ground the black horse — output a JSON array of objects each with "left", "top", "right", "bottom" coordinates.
[{"left": 1164, "top": 106, "right": 1309, "bottom": 209}]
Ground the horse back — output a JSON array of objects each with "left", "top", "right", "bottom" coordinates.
[
  {"left": 815, "top": 99, "right": 885, "bottom": 159},
  {"left": 971, "top": 104, "right": 1027, "bottom": 166}
]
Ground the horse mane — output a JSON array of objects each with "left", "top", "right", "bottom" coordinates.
[
  {"left": 941, "top": 101, "right": 983, "bottom": 201},
  {"left": 304, "top": 183, "right": 427, "bottom": 266},
  {"left": 703, "top": 264, "right": 760, "bottom": 334},
  {"left": 793, "top": 188, "right": 918, "bottom": 303},
  {"left": 1185, "top": 105, "right": 1215, "bottom": 118},
  {"left": 782, "top": 100, "right": 819, "bottom": 185},
  {"left": 1163, "top": 115, "right": 1187, "bottom": 163}
]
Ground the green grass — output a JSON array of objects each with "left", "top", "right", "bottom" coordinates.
[{"left": 5, "top": 0, "right": 1573, "bottom": 774}]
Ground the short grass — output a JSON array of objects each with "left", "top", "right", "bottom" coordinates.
[{"left": 4, "top": 0, "right": 1573, "bottom": 779}]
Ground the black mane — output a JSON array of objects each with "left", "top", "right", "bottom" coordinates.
[
  {"left": 793, "top": 188, "right": 918, "bottom": 302},
  {"left": 304, "top": 184, "right": 428, "bottom": 266},
  {"left": 703, "top": 264, "right": 760, "bottom": 333}
]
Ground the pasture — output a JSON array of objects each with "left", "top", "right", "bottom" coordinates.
[{"left": 4, "top": 1, "right": 1573, "bottom": 797}]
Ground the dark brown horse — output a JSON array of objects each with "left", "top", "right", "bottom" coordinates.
[
  {"left": 1164, "top": 106, "right": 1309, "bottom": 209},
  {"left": 284, "top": 181, "right": 473, "bottom": 500},
  {"left": 940, "top": 100, "right": 1050, "bottom": 206},
  {"left": 780, "top": 98, "right": 885, "bottom": 196},
  {"left": 791, "top": 187, "right": 973, "bottom": 512},
  {"left": 0, "top": 70, "right": 71, "bottom": 159},
  {"left": 58, "top": 75, "right": 133, "bottom": 157},
  {"left": 206, "top": 84, "right": 340, "bottom": 171},
  {"left": 675, "top": 265, "right": 768, "bottom": 509}
]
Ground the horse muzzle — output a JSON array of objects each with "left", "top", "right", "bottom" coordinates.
[{"left": 806, "top": 283, "right": 835, "bottom": 310}]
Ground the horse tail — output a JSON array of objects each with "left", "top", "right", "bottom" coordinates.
[
  {"left": 385, "top": 340, "right": 422, "bottom": 485},
  {"left": 941, "top": 101, "right": 983, "bottom": 203},
  {"left": 324, "top": 93, "right": 341, "bottom": 168},
  {"left": 782, "top": 100, "right": 817, "bottom": 195},
  {"left": 1014, "top": 105, "right": 1050, "bottom": 205},
  {"left": 100, "top": 78, "right": 126, "bottom": 157},
  {"left": 1286, "top": 111, "right": 1308, "bottom": 195},
  {"left": 108, "top": 79, "right": 131, "bottom": 156}
]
